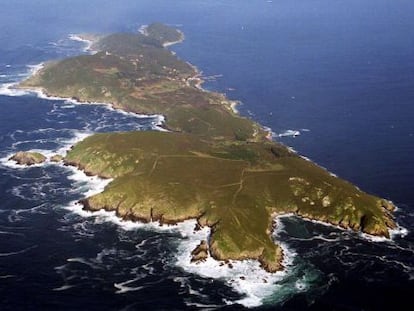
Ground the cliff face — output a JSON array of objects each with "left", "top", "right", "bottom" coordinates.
[{"left": 19, "top": 23, "right": 396, "bottom": 272}]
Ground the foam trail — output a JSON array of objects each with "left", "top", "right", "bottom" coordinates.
[
  {"left": 114, "top": 278, "right": 144, "bottom": 294},
  {"left": 0, "top": 245, "right": 38, "bottom": 257},
  {"left": 278, "top": 130, "right": 301, "bottom": 137},
  {"left": 53, "top": 285, "right": 75, "bottom": 291}
]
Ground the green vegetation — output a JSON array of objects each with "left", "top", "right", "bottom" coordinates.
[
  {"left": 21, "top": 23, "right": 258, "bottom": 140},
  {"left": 65, "top": 131, "right": 396, "bottom": 271},
  {"left": 143, "top": 22, "right": 184, "bottom": 45},
  {"left": 9, "top": 151, "right": 46, "bottom": 166},
  {"left": 19, "top": 23, "right": 396, "bottom": 272}
]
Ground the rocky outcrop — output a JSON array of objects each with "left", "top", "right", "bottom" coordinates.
[
  {"left": 191, "top": 240, "right": 209, "bottom": 263},
  {"left": 9, "top": 151, "right": 46, "bottom": 166},
  {"left": 259, "top": 248, "right": 284, "bottom": 273},
  {"left": 50, "top": 154, "right": 63, "bottom": 162}
]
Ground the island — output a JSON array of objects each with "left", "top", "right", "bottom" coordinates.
[
  {"left": 9, "top": 151, "right": 46, "bottom": 166},
  {"left": 18, "top": 23, "right": 396, "bottom": 272}
]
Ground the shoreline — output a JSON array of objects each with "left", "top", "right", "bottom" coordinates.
[
  {"left": 11, "top": 81, "right": 168, "bottom": 132},
  {"left": 60, "top": 162, "right": 298, "bottom": 307},
  {"left": 163, "top": 29, "right": 185, "bottom": 47},
  {"left": 139, "top": 24, "right": 185, "bottom": 48},
  {"left": 68, "top": 33, "right": 100, "bottom": 54},
  {"left": 7, "top": 24, "right": 400, "bottom": 276}
]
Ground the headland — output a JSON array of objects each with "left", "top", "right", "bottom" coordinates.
[{"left": 17, "top": 23, "right": 396, "bottom": 272}]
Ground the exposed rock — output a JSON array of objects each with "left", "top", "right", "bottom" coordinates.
[
  {"left": 9, "top": 151, "right": 46, "bottom": 166},
  {"left": 380, "top": 199, "right": 396, "bottom": 212},
  {"left": 50, "top": 154, "right": 63, "bottom": 162},
  {"left": 194, "top": 222, "right": 202, "bottom": 232},
  {"left": 191, "top": 240, "right": 209, "bottom": 263},
  {"left": 322, "top": 195, "right": 331, "bottom": 207},
  {"left": 258, "top": 248, "right": 284, "bottom": 273}
]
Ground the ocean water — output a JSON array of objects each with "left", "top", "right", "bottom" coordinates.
[{"left": 0, "top": 0, "right": 413, "bottom": 310}]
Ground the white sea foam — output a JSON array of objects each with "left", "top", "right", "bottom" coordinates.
[
  {"left": 53, "top": 284, "right": 75, "bottom": 291},
  {"left": 0, "top": 83, "right": 30, "bottom": 97},
  {"left": 0, "top": 245, "right": 38, "bottom": 257},
  {"left": 284, "top": 213, "right": 406, "bottom": 244},
  {"left": 54, "top": 130, "right": 93, "bottom": 156},
  {"left": 173, "top": 215, "right": 297, "bottom": 308},
  {"left": 0, "top": 127, "right": 94, "bottom": 170},
  {"left": 1, "top": 79, "right": 167, "bottom": 132},
  {"left": 68, "top": 34, "right": 96, "bottom": 54},
  {"left": 114, "top": 278, "right": 144, "bottom": 294},
  {"left": 0, "top": 63, "right": 44, "bottom": 96},
  {"left": 230, "top": 101, "right": 240, "bottom": 114},
  {"left": 390, "top": 224, "right": 409, "bottom": 238},
  {"left": 300, "top": 155, "right": 312, "bottom": 162},
  {"left": 278, "top": 130, "right": 301, "bottom": 138},
  {"left": 27, "top": 63, "right": 44, "bottom": 76},
  {"left": 138, "top": 24, "right": 148, "bottom": 35},
  {"left": 358, "top": 232, "right": 390, "bottom": 243},
  {"left": 66, "top": 166, "right": 112, "bottom": 197}
]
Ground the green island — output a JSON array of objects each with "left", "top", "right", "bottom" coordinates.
[{"left": 19, "top": 23, "right": 396, "bottom": 272}]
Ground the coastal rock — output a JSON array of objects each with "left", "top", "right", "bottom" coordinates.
[
  {"left": 9, "top": 151, "right": 46, "bottom": 166},
  {"left": 191, "top": 240, "right": 209, "bottom": 263},
  {"left": 258, "top": 248, "right": 284, "bottom": 273},
  {"left": 380, "top": 199, "right": 396, "bottom": 212},
  {"left": 50, "top": 154, "right": 63, "bottom": 162}
]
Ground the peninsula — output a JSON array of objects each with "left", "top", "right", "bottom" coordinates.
[{"left": 19, "top": 23, "right": 396, "bottom": 272}]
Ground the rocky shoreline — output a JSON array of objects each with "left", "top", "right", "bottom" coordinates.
[{"left": 13, "top": 23, "right": 397, "bottom": 273}]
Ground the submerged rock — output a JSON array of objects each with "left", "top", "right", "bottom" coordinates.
[{"left": 9, "top": 151, "right": 46, "bottom": 166}]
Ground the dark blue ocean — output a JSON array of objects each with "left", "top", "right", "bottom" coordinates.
[{"left": 0, "top": 0, "right": 413, "bottom": 310}]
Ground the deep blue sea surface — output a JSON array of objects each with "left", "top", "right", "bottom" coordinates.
[{"left": 0, "top": 1, "right": 413, "bottom": 310}]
